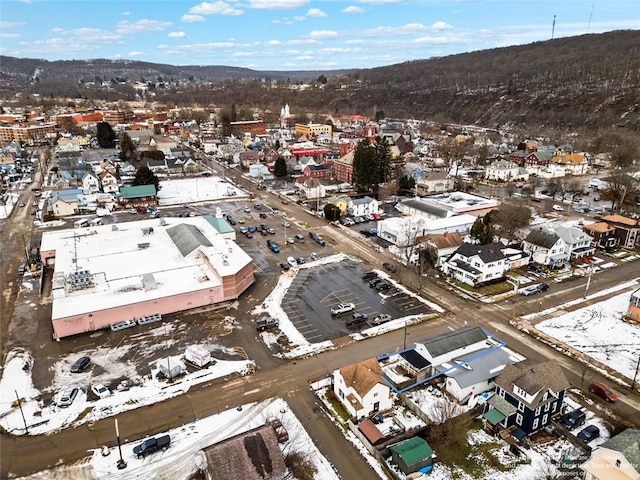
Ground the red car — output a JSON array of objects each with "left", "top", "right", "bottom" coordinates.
[
  {"left": 281, "top": 199, "right": 289, "bottom": 205},
  {"left": 589, "top": 381, "right": 617, "bottom": 402},
  {"left": 259, "top": 212, "right": 267, "bottom": 218}
]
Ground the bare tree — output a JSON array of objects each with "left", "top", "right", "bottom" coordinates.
[
  {"left": 427, "top": 396, "right": 472, "bottom": 450},
  {"left": 492, "top": 204, "right": 532, "bottom": 243},
  {"left": 599, "top": 170, "right": 638, "bottom": 211}
]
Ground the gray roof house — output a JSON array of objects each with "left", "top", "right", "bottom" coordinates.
[
  {"left": 581, "top": 428, "right": 640, "bottom": 480},
  {"left": 441, "top": 243, "right": 509, "bottom": 287},
  {"left": 553, "top": 225, "right": 594, "bottom": 261},
  {"left": 521, "top": 230, "right": 568, "bottom": 267}
]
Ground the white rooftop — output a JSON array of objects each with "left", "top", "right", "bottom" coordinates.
[
  {"left": 41, "top": 217, "right": 252, "bottom": 321},
  {"left": 424, "top": 192, "right": 500, "bottom": 214}
]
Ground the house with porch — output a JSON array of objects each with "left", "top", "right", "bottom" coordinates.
[
  {"left": 81, "top": 171, "right": 100, "bottom": 194},
  {"left": 582, "top": 222, "right": 618, "bottom": 251},
  {"left": 441, "top": 242, "right": 509, "bottom": 287},
  {"left": 485, "top": 160, "right": 527, "bottom": 182},
  {"left": 332, "top": 358, "right": 394, "bottom": 420},
  {"left": 521, "top": 230, "right": 568, "bottom": 268},
  {"left": 416, "top": 171, "right": 455, "bottom": 194},
  {"left": 554, "top": 225, "right": 595, "bottom": 263},
  {"left": 348, "top": 196, "right": 379, "bottom": 218},
  {"left": 100, "top": 171, "right": 120, "bottom": 194},
  {"left": 491, "top": 360, "right": 569, "bottom": 435},
  {"left": 550, "top": 152, "right": 589, "bottom": 176}
]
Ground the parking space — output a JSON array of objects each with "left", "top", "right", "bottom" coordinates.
[{"left": 282, "top": 260, "right": 432, "bottom": 342}]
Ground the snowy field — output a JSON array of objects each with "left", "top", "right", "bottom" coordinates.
[
  {"left": 16, "top": 398, "right": 339, "bottom": 480},
  {"left": 536, "top": 291, "right": 640, "bottom": 380}
]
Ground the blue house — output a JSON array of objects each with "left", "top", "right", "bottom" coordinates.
[{"left": 492, "top": 360, "right": 568, "bottom": 436}]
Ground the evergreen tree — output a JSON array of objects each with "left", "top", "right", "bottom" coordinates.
[
  {"left": 132, "top": 165, "right": 160, "bottom": 192},
  {"left": 274, "top": 157, "right": 288, "bottom": 178},
  {"left": 470, "top": 215, "right": 494, "bottom": 244},
  {"left": 119, "top": 132, "right": 136, "bottom": 163},
  {"left": 323, "top": 204, "right": 341, "bottom": 222},
  {"left": 96, "top": 121, "right": 116, "bottom": 148},
  {"left": 352, "top": 137, "right": 391, "bottom": 193}
]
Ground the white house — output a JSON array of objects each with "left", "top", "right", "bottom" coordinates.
[
  {"left": 580, "top": 428, "right": 640, "bottom": 480},
  {"left": 81, "top": 171, "right": 100, "bottom": 194},
  {"left": 298, "top": 177, "right": 325, "bottom": 199},
  {"left": 554, "top": 225, "right": 595, "bottom": 262},
  {"left": 99, "top": 171, "right": 119, "bottom": 194},
  {"left": 332, "top": 358, "right": 394, "bottom": 419},
  {"left": 377, "top": 215, "right": 476, "bottom": 250},
  {"left": 441, "top": 242, "right": 509, "bottom": 287},
  {"left": 348, "top": 196, "right": 379, "bottom": 217},
  {"left": 521, "top": 230, "right": 568, "bottom": 267},
  {"left": 485, "top": 160, "right": 523, "bottom": 182},
  {"left": 416, "top": 172, "right": 455, "bottom": 194}
]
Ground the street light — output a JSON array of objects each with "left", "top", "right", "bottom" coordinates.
[{"left": 115, "top": 418, "right": 127, "bottom": 469}]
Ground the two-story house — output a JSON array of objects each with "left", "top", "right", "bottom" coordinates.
[
  {"left": 582, "top": 222, "right": 618, "bottom": 251},
  {"left": 296, "top": 177, "right": 325, "bottom": 199},
  {"left": 521, "top": 230, "right": 568, "bottom": 268},
  {"left": 416, "top": 171, "right": 455, "bottom": 195},
  {"left": 554, "top": 225, "right": 595, "bottom": 263},
  {"left": 600, "top": 214, "right": 640, "bottom": 249},
  {"left": 80, "top": 171, "right": 100, "bottom": 194},
  {"left": 523, "top": 151, "right": 553, "bottom": 175},
  {"left": 485, "top": 160, "right": 526, "bottom": 182},
  {"left": 441, "top": 243, "right": 508, "bottom": 287},
  {"left": 348, "top": 196, "right": 379, "bottom": 218},
  {"left": 492, "top": 360, "right": 569, "bottom": 435},
  {"left": 549, "top": 153, "right": 589, "bottom": 176},
  {"left": 332, "top": 358, "right": 394, "bottom": 419},
  {"left": 580, "top": 428, "right": 640, "bottom": 480},
  {"left": 100, "top": 171, "right": 120, "bottom": 194}
]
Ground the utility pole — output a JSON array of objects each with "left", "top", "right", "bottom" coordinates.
[
  {"left": 15, "top": 390, "right": 28, "bottom": 434},
  {"left": 632, "top": 356, "right": 640, "bottom": 392},
  {"left": 115, "top": 418, "right": 127, "bottom": 469},
  {"left": 583, "top": 261, "right": 593, "bottom": 299},
  {"left": 551, "top": 15, "right": 556, "bottom": 39}
]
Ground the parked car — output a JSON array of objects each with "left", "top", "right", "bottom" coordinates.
[
  {"left": 256, "top": 317, "right": 280, "bottom": 332},
  {"left": 245, "top": 232, "right": 254, "bottom": 239},
  {"left": 287, "top": 256, "right": 297, "bottom": 267},
  {"left": 294, "top": 234, "right": 305, "bottom": 243},
  {"left": 70, "top": 356, "right": 90, "bottom": 373},
  {"left": 589, "top": 381, "right": 618, "bottom": 402},
  {"left": 269, "top": 242, "right": 281, "bottom": 253},
  {"left": 278, "top": 262, "right": 290, "bottom": 271},
  {"left": 295, "top": 257, "right": 306, "bottom": 265},
  {"left": 536, "top": 283, "right": 549, "bottom": 293},
  {"left": 282, "top": 221, "right": 291, "bottom": 228},
  {"left": 376, "top": 282, "right": 392, "bottom": 291},
  {"left": 346, "top": 313, "right": 368, "bottom": 327},
  {"left": 57, "top": 386, "right": 80, "bottom": 408},
  {"left": 369, "top": 278, "right": 383, "bottom": 288},
  {"left": 259, "top": 213, "right": 267, "bottom": 219},
  {"left": 331, "top": 303, "right": 356, "bottom": 316},
  {"left": 559, "top": 409, "right": 586, "bottom": 429},
  {"left": 362, "top": 271, "right": 378, "bottom": 280},
  {"left": 133, "top": 435, "right": 171, "bottom": 458},
  {"left": 372, "top": 314, "right": 392, "bottom": 325},
  {"left": 128, "top": 208, "right": 137, "bottom": 214},
  {"left": 91, "top": 384, "right": 111, "bottom": 399},
  {"left": 577, "top": 425, "right": 600, "bottom": 443},
  {"left": 552, "top": 205, "right": 564, "bottom": 211},
  {"left": 383, "top": 262, "right": 397, "bottom": 273},
  {"left": 267, "top": 227, "right": 276, "bottom": 234},
  {"left": 310, "top": 252, "right": 320, "bottom": 261},
  {"left": 286, "top": 237, "right": 295, "bottom": 245},
  {"left": 520, "top": 284, "right": 542, "bottom": 296}
]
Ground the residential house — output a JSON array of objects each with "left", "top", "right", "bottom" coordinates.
[
  {"left": 583, "top": 222, "right": 618, "bottom": 251},
  {"left": 333, "top": 149, "right": 355, "bottom": 184},
  {"left": 297, "top": 177, "right": 325, "bottom": 199},
  {"left": 201, "top": 424, "right": 286, "bottom": 480},
  {"left": 332, "top": 358, "right": 394, "bottom": 419},
  {"left": 593, "top": 153, "right": 615, "bottom": 170},
  {"left": 80, "top": 171, "right": 100, "bottom": 194},
  {"left": 377, "top": 215, "right": 476, "bottom": 251},
  {"left": 236, "top": 150, "right": 263, "bottom": 169},
  {"left": 523, "top": 151, "right": 553, "bottom": 176},
  {"left": 521, "top": 230, "right": 568, "bottom": 268},
  {"left": 390, "top": 437, "right": 433, "bottom": 475},
  {"left": 492, "top": 360, "right": 569, "bottom": 435},
  {"left": 580, "top": 428, "right": 640, "bottom": 480},
  {"left": 326, "top": 196, "right": 350, "bottom": 216},
  {"left": 166, "top": 155, "right": 197, "bottom": 175},
  {"left": 303, "top": 163, "right": 331, "bottom": 179},
  {"left": 554, "top": 225, "right": 595, "bottom": 263},
  {"left": 550, "top": 153, "right": 589, "bottom": 176},
  {"left": 600, "top": 214, "right": 640, "bottom": 249},
  {"left": 49, "top": 188, "right": 84, "bottom": 217},
  {"left": 441, "top": 243, "right": 509, "bottom": 287},
  {"left": 627, "top": 288, "right": 640, "bottom": 323},
  {"left": 118, "top": 185, "right": 157, "bottom": 209},
  {"left": 348, "top": 196, "right": 379, "bottom": 217},
  {"left": 99, "top": 171, "right": 119, "bottom": 194},
  {"left": 423, "top": 231, "right": 465, "bottom": 267},
  {"left": 416, "top": 171, "right": 455, "bottom": 195},
  {"left": 486, "top": 160, "right": 526, "bottom": 182}
]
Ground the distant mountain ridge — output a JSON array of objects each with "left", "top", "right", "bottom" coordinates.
[{"left": 1, "top": 30, "right": 639, "bottom": 132}]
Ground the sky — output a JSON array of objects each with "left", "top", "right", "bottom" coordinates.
[{"left": 0, "top": 0, "right": 639, "bottom": 71}]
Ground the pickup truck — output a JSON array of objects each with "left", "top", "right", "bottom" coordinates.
[
  {"left": 133, "top": 435, "right": 171, "bottom": 458},
  {"left": 331, "top": 303, "right": 355, "bottom": 316}
]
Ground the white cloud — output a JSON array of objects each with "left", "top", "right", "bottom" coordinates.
[
  {"left": 267, "top": 40, "right": 283, "bottom": 46},
  {"left": 188, "top": 1, "right": 244, "bottom": 16},
  {"left": 431, "top": 21, "right": 453, "bottom": 31},
  {"left": 168, "top": 31, "right": 186, "bottom": 39},
  {"left": 319, "top": 47, "right": 360, "bottom": 54},
  {"left": 294, "top": 55, "right": 314, "bottom": 61},
  {"left": 181, "top": 14, "right": 206, "bottom": 23},
  {"left": 360, "top": 23, "right": 428, "bottom": 37},
  {"left": 342, "top": 6, "right": 364, "bottom": 14},
  {"left": 247, "top": 0, "right": 309, "bottom": 8},
  {"left": 307, "top": 8, "right": 327, "bottom": 18},
  {"left": 309, "top": 30, "right": 338, "bottom": 38},
  {"left": 355, "top": 0, "right": 402, "bottom": 3},
  {"left": 129, "top": 51, "right": 146, "bottom": 57},
  {"left": 412, "top": 36, "right": 465, "bottom": 45},
  {"left": 116, "top": 19, "right": 172, "bottom": 35},
  {"left": 122, "top": 11, "right": 130, "bottom": 16},
  {"left": 0, "top": 33, "right": 21, "bottom": 39},
  {"left": 0, "top": 21, "right": 25, "bottom": 28}
]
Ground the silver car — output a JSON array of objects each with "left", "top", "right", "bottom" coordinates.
[{"left": 58, "top": 386, "right": 80, "bottom": 408}]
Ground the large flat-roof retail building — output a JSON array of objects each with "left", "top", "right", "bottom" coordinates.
[{"left": 40, "top": 216, "right": 254, "bottom": 339}]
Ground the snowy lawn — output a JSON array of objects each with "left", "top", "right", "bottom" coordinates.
[{"left": 156, "top": 176, "right": 246, "bottom": 205}]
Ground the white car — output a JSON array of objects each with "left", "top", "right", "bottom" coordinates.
[
  {"left": 91, "top": 384, "right": 111, "bottom": 399},
  {"left": 287, "top": 256, "right": 297, "bottom": 267},
  {"left": 552, "top": 205, "right": 564, "bottom": 211},
  {"left": 331, "top": 303, "right": 356, "bottom": 316}
]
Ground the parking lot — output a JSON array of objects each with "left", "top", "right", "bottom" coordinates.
[{"left": 281, "top": 260, "right": 432, "bottom": 342}]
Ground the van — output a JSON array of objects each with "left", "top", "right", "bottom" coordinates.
[
  {"left": 74, "top": 219, "right": 90, "bottom": 228},
  {"left": 137, "top": 314, "right": 162, "bottom": 326},
  {"left": 89, "top": 218, "right": 103, "bottom": 226}
]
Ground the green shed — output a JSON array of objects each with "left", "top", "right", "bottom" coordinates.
[{"left": 390, "top": 436, "right": 433, "bottom": 475}]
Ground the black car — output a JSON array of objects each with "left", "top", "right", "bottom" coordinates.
[
  {"left": 376, "top": 282, "right": 392, "bottom": 291},
  {"left": 536, "top": 283, "right": 549, "bottom": 293},
  {"left": 279, "top": 262, "right": 290, "bottom": 271},
  {"left": 362, "top": 271, "right": 378, "bottom": 280},
  {"left": 383, "top": 262, "right": 397, "bottom": 273},
  {"left": 70, "top": 356, "right": 90, "bottom": 373},
  {"left": 577, "top": 425, "right": 600, "bottom": 443},
  {"left": 346, "top": 313, "right": 368, "bottom": 327},
  {"left": 559, "top": 409, "right": 586, "bottom": 429},
  {"left": 369, "top": 278, "right": 383, "bottom": 288}
]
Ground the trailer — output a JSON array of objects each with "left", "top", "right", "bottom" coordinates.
[
  {"left": 157, "top": 358, "right": 185, "bottom": 379},
  {"left": 184, "top": 345, "right": 212, "bottom": 368}
]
